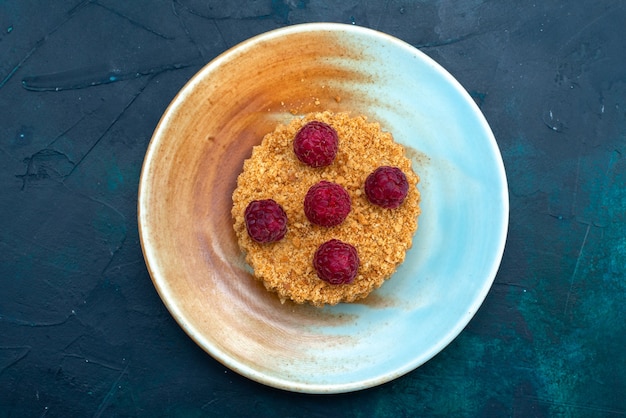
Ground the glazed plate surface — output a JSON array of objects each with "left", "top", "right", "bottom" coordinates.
[{"left": 138, "top": 23, "right": 509, "bottom": 393}]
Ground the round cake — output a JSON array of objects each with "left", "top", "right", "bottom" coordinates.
[{"left": 232, "top": 111, "right": 421, "bottom": 306}]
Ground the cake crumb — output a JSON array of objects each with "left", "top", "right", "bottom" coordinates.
[{"left": 232, "top": 111, "right": 421, "bottom": 306}]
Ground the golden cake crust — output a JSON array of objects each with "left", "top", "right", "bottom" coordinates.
[{"left": 232, "top": 111, "right": 420, "bottom": 306}]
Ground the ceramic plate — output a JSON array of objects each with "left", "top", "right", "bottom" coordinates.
[{"left": 138, "top": 23, "right": 508, "bottom": 393}]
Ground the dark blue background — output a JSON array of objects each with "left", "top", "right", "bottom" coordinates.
[{"left": 1, "top": 1, "right": 625, "bottom": 416}]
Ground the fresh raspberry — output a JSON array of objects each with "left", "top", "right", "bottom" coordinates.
[
  {"left": 364, "top": 166, "right": 409, "bottom": 209},
  {"left": 313, "top": 239, "right": 360, "bottom": 285},
  {"left": 303, "top": 181, "right": 351, "bottom": 227},
  {"left": 293, "top": 121, "right": 338, "bottom": 167},
  {"left": 244, "top": 199, "right": 288, "bottom": 243}
]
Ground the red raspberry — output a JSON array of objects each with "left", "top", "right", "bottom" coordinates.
[
  {"left": 244, "top": 199, "right": 288, "bottom": 243},
  {"left": 303, "top": 181, "right": 351, "bottom": 227},
  {"left": 313, "top": 239, "right": 360, "bottom": 285},
  {"left": 364, "top": 166, "right": 409, "bottom": 209},
  {"left": 293, "top": 121, "right": 338, "bottom": 167}
]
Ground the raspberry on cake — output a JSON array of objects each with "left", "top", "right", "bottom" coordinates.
[
  {"left": 365, "top": 166, "right": 409, "bottom": 209},
  {"left": 304, "top": 181, "right": 351, "bottom": 227},
  {"left": 293, "top": 121, "right": 338, "bottom": 167},
  {"left": 244, "top": 199, "right": 288, "bottom": 243},
  {"left": 313, "top": 239, "right": 360, "bottom": 285},
  {"left": 232, "top": 111, "right": 421, "bottom": 306}
]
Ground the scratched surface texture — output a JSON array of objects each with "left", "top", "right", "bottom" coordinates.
[{"left": 1, "top": 0, "right": 625, "bottom": 417}]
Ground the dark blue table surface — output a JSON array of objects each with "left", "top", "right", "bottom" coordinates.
[{"left": 1, "top": 1, "right": 625, "bottom": 417}]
